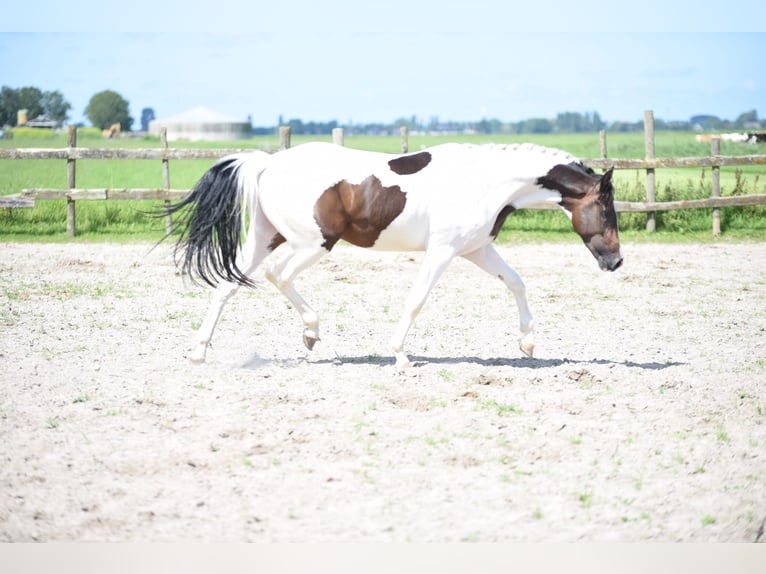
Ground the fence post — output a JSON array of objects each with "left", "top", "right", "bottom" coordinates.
[
  {"left": 711, "top": 138, "right": 721, "bottom": 237},
  {"left": 160, "top": 128, "right": 173, "bottom": 235},
  {"left": 66, "top": 125, "right": 77, "bottom": 237},
  {"left": 400, "top": 126, "right": 408, "bottom": 153},
  {"left": 644, "top": 110, "right": 656, "bottom": 232},
  {"left": 279, "top": 126, "right": 291, "bottom": 150},
  {"left": 332, "top": 127, "right": 344, "bottom": 146},
  {"left": 599, "top": 129, "right": 608, "bottom": 176}
]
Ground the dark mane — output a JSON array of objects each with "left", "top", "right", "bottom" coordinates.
[{"left": 536, "top": 162, "right": 598, "bottom": 198}]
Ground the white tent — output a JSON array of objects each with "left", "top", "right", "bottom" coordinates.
[{"left": 148, "top": 106, "right": 251, "bottom": 141}]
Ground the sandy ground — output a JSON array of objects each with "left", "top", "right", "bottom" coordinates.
[{"left": 1, "top": 239, "right": 764, "bottom": 542}]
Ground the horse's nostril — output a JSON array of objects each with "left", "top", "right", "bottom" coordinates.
[{"left": 612, "top": 257, "right": 624, "bottom": 271}]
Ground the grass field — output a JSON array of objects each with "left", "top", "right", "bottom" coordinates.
[{"left": 1, "top": 130, "right": 765, "bottom": 241}]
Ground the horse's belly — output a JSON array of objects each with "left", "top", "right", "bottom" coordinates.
[
  {"left": 366, "top": 212, "right": 429, "bottom": 251},
  {"left": 368, "top": 229, "right": 426, "bottom": 251}
]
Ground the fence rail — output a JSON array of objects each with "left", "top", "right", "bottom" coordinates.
[
  {"left": 2, "top": 112, "right": 765, "bottom": 237},
  {"left": 13, "top": 189, "right": 765, "bottom": 214},
  {"left": 4, "top": 147, "right": 765, "bottom": 168},
  {"left": 16, "top": 188, "right": 189, "bottom": 201},
  {"left": 0, "top": 148, "right": 251, "bottom": 161}
]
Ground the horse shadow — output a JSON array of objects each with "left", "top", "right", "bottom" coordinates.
[
  {"left": 237, "top": 348, "right": 684, "bottom": 371},
  {"left": 312, "top": 354, "right": 685, "bottom": 370}
]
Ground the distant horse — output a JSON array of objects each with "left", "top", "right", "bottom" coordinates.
[{"left": 166, "top": 142, "right": 622, "bottom": 368}]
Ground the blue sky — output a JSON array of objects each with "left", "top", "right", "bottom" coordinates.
[{"left": 2, "top": 2, "right": 765, "bottom": 128}]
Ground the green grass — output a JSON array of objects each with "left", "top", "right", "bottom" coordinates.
[{"left": 2, "top": 131, "right": 765, "bottom": 241}]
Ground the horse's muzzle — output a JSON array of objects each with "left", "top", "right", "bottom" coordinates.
[{"left": 600, "top": 255, "right": 624, "bottom": 272}]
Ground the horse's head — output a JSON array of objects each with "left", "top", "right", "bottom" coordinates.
[{"left": 539, "top": 163, "right": 623, "bottom": 272}]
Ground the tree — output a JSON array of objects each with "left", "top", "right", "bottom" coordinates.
[
  {"left": 736, "top": 109, "right": 759, "bottom": 127},
  {"left": 690, "top": 115, "right": 721, "bottom": 130},
  {"left": 85, "top": 90, "right": 133, "bottom": 131},
  {"left": 41, "top": 90, "right": 71, "bottom": 123},
  {"left": 476, "top": 118, "right": 503, "bottom": 134},
  {"left": 591, "top": 111, "right": 605, "bottom": 131},
  {"left": 16, "top": 87, "right": 44, "bottom": 121},
  {"left": 555, "top": 112, "right": 583, "bottom": 132},
  {"left": 0, "top": 86, "right": 43, "bottom": 125},
  {"left": 0, "top": 86, "right": 72, "bottom": 126},
  {"left": 554, "top": 111, "right": 605, "bottom": 133},
  {"left": 520, "top": 118, "right": 553, "bottom": 133},
  {"left": 0, "top": 86, "right": 20, "bottom": 125},
  {"left": 140, "top": 107, "right": 156, "bottom": 132},
  {"left": 392, "top": 115, "right": 420, "bottom": 131}
]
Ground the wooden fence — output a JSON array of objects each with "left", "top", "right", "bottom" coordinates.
[{"left": 2, "top": 111, "right": 765, "bottom": 237}]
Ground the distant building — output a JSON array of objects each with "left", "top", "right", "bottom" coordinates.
[
  {"left": 148, "top": 106, "right": 252, "bottom": 141},
  {"left": 24, "top": 114, "right": 60, "bottom": 129}
]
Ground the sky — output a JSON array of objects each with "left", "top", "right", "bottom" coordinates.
[{"left": 1, "top": 2, "right": 765, "bottom": 128}]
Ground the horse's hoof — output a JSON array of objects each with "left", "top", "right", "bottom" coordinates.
[
  {"left": 188, "top": 345, "right": 207, "bottom": 364},
  {"left": 394, "top": 353, "right": 412, "bottom": 370},
  {"left": 303, "top": 334, "right": 319, "bottom": 351},
  {"left": 520, "top": 341, "right": 534, "bottom": 358}
]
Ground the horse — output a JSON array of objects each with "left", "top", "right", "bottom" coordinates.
[{"left": 165, "top": 141, "right": 622, "bottom": 368}]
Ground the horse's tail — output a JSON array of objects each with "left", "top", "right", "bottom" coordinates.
[{"left": 166, "top": 151, "right": 271, "bottom": 288}]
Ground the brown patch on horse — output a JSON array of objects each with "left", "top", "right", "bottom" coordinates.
[
  {"left": 268, "top": 233, "right": 286, "bottom": 252},
  {"left": 388, "top": 151, "right": 432, "bottom": 175},
  {"left": 490, "top": 205, "right": 516, "bottom": 239},
  {"left": 314, "top": 175, "right": 407, "bottom": 250}
]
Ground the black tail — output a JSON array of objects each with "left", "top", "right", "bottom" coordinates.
[{"left": 164, "top": 157, "right": 255, "bottom": 288}]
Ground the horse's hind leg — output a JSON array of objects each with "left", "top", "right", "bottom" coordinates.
[
  {"left": 389, "top": 244, "right": 457, "bottom": 369},
  {"left": 189, "top": 228, "right": 273, "bottom": 363},
  {"left": 462, "top": 244, "right": 535, "bottom": 358},
  {"left": 264, "top": 245, "right": 328, "bottom": 351}
]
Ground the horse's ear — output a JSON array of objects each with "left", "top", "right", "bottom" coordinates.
[{"left": 599, "top": 167, "right": 614, "bottom": 194}]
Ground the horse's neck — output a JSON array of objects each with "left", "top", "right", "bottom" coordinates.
[
  {"left": 468, "top": 145, "right": 573, "bottom": 210},
  {"left": 508, "top": 182, "right": 562, "bottom": 210}
]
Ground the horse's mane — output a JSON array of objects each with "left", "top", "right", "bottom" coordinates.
[{"left": 454, "top": 142, "right": 579, "bottom": 164}]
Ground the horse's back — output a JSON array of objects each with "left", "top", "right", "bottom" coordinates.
[{"left": 254, "top": 142, "right": 577, "bottom": 253}]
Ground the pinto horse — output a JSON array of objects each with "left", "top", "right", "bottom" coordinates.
[{"left": 167, "top": 142, "right": 622, "bottom": 368}]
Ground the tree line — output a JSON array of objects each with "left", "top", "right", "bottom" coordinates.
[
  {"left": 1, "top": 86, "right": 139, "bottom": 131},
  {"left": 1, "top": 85, "right": 761, "bottom": 135},
  {"left": 256, "top": 110, "right": 762, "bottom": 136}
]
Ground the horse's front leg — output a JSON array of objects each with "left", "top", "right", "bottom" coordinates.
[
  {"left": 389, "top": 245, "right": 456, "bottom": 369},
  {"left": 462, "top": 244, "right": 535, "bottom": 358}
]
